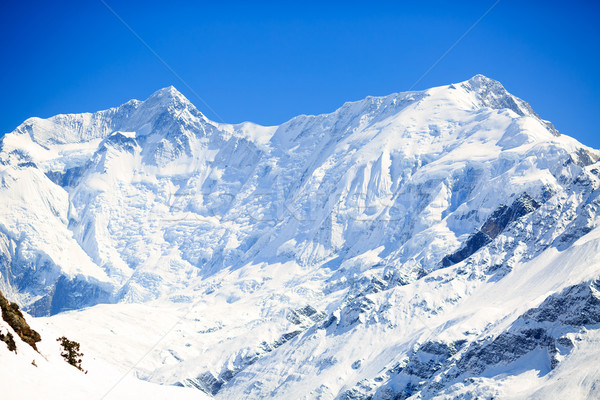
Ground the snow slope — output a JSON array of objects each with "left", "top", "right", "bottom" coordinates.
[
  {"left": 0, "top": 303, "right": 207, "bottom": 399},
  {"left": 1, "top": 75, "right": 600, "bottom": 399}
]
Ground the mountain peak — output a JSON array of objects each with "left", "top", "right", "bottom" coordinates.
[
  {"left": 457, "top": 74, "right": 560, "bottom": 136},
  {"left": 146, "top": 85, "right": 190, "bottom": 105},
  {"left": 140, "top": 85, "right": 205, "bottom": 122},
  {"left": 1, "top": 73, "right": 598, "bottom": 399},
  {"left": 151, "top": 85, "right": 181, "bottom": 97},
  {"left": 465, "top": 73, "right": 500, "bottom": 87},
  {"left": 459, "top": 74, "right": 508, "bottom": 96}
]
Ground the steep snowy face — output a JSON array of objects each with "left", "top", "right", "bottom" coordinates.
[
  {"left": 2, "top": 75, "right": 600, "bottom": 399},
  {"left": 0, "top": 75, "right": 595, "bottom": 315},
  {"left": 0, "top": 288, "right": 205, "bottom": 400},
  {"left": 0, "top": 85, "right": 273, "bottom": 310},
  {"left": 253, "top": 76, "right": 574, "bottom": 272}
]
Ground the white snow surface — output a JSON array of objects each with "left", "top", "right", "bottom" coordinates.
[
  {"left": 1, "top": 75, "right": 600, "bottom": 399},
  {"left": 0, "top": 311, "right": 206, "bottom": 399}
]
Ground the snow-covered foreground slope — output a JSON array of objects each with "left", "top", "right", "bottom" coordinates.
[
  {"left": 0, "top": 301, "right": 206, "bottom": 399},
  {"left": 41, "top": 225, "right": 600, "bottom": 399},
  {"left": 1, "top": 75, "right": 600, "bottom": 399}
]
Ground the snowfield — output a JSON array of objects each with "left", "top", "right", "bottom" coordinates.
[{"left": 1, "top": 75, "right": 599, "bottom": 399}]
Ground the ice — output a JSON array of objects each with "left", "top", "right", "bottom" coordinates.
[{"left": 0, "top": 75, "right": 599, "bottom": 399}]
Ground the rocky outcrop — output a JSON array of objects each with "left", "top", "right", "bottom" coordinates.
[
  {"left": 0, "top": 289, "right": 41, "bottom": 351},
  {"left": 178, "top": 304, "right": 326, "bottom": 396},
  {"left": 442, "top": 193, "right": 540, "bottom": 267},
  {"left": 356, "top": 278, "right": 600, "bottom": 399},
  {"left": 450, "top": 279, "right": 600, "bottom": 379},
  {"left": 0, "top": 329, "right": 16, "bottom": 352}
]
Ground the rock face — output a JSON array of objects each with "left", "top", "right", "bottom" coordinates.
[
  {"left": 0, "top": 289, "right": 40, "bottom": 351},
  {"left": 442, "top": 193, "right": 541, "bottom": 267},
  {"left": 350, "top": 278, "right": 600, "bottom": 400},
  {"left": 1, "top": 76, "right": 600, "bottom": 399}
]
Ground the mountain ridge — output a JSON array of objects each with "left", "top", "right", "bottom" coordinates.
[
  {"left": 3, "top": 74, "right": 558, "bottom": 149},
  {"left": 1, "top": 75, "right": 600, "bottom": 399},
  {"left": 0, "top": 74, "right": 595, "bottom": 313}
]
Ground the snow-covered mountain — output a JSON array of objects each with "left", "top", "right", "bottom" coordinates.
[{"left": 1, "top": 75, "right": 599, "bottom": 399}]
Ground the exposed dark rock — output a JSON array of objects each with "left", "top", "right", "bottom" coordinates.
[
  {"left": 451, "top": 281, "right": 600, "bottom": 380},
  {"left": 401, "top": 340, "right": 465, "bottom": 380},
  {"left": 183, "top": 304, "right": 326, "bottom": 396},
  {"left": 339, "top": 387, "right": 373, "bottom": 400},
  {"left": 442, "top": 232, "right": 489, "bottom": 267},
  {"left": 522, "top": 278, "right": 600, "bottom": 326},
  {"left": 287, "top": 305, "right": 320, "bottom": 325},
  {"left": 571, "top": 148, "right": 599, "bottom": 167},
  {"left": 180, "top": 371, "right": 223, "bottom": 395},
  {"left": 455, "top": 328, "right": 556, "bottom": 376},
  {"left": 320, "top": 313, "right": 339, "bottom": 330},
  {"left": 365, "top": 278, "right": 600, "bottom": 399},
  {"left": 0, "top": 289, "right": 41, "bottom": 351},
  {"left": 442, "top": 193, "right": 540, "bottom": 267},
  {"left": 272, "top": 330, "right": 302, "bottom": 348},
  {"left": 0, "top": 330, "right": 16, "bottom": 352},
  {"left": 338, "top": 296, "right": 376, "bottom": 328}
]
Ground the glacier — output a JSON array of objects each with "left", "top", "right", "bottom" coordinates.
[{"left": 1, "top": 74, "right": 600, "bottom": 399}]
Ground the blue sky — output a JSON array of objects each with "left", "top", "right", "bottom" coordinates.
[{"left": 1, "top": 1, "right": 598, "bottom": 148}]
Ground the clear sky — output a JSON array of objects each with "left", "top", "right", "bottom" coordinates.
[{"left": 1, "top": 1, "right": 598, "bottom": 148}]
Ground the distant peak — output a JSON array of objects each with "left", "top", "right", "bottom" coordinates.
[
  {"left": 469, "top": 73, "right": 496, "bottom": 82},
  {"left": 463, "top": 74, "right": 503, "bottom": 90},
  {"left": 143, "top": 85, "right": 201, "bottom": 116},
  {"left": 457, "top": 74, "right": 560, "bottom": 137},
  {"left": 148, "top": 85, "right": 186, "bottom": 100}
]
